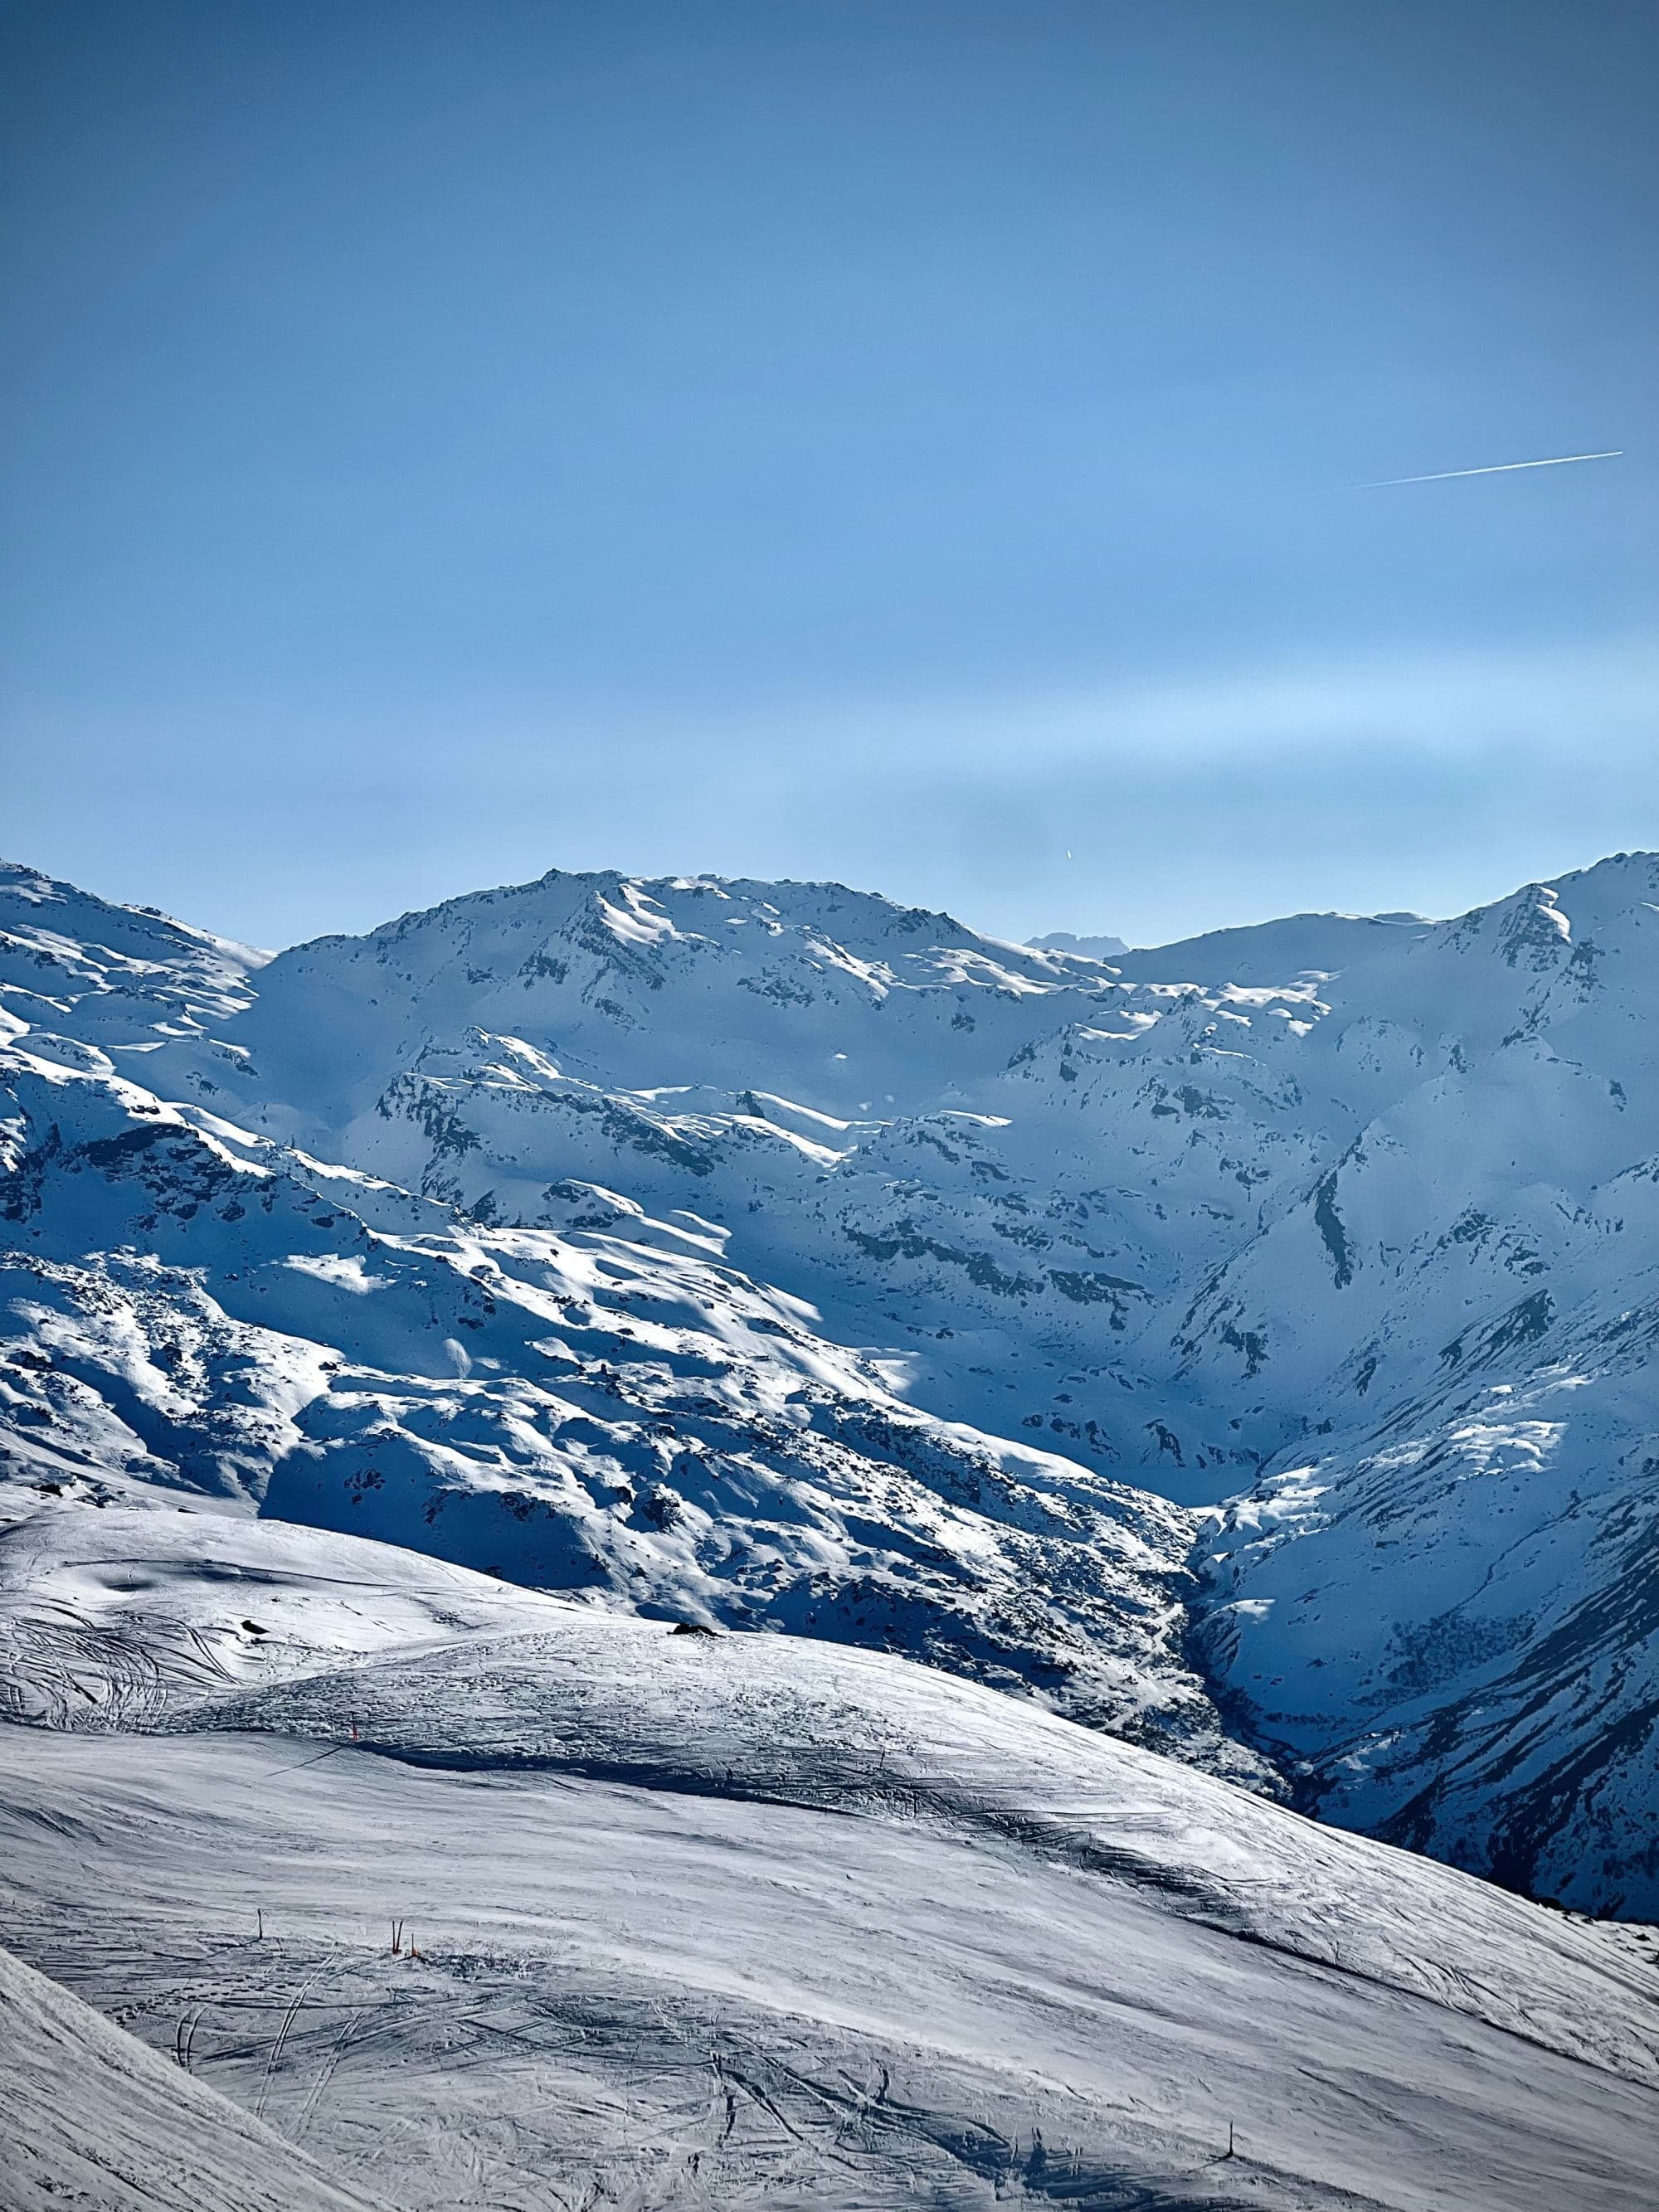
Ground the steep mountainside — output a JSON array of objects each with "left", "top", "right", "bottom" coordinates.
[{"left": 2, "top": 851, "right": 1657, "bottom": 1910}]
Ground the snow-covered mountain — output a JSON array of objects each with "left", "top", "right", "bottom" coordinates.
[
  {"left": 3, "top": 850, "right": 1657, "bottom": 1915},
  {"left": 1028, "top": 926, "right": 1131, "bottom": 959}
]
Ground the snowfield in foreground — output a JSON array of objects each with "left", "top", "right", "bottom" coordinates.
[{"left": 2, "top": 1479, "right": 1658, "bottom": 2211}]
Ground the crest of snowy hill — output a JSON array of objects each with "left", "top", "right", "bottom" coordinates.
[
  {"left": 2, "top": 1481, "right": 1658, "bottom": 2212},
  {"left": 2, "top": 850, "right": 1659, "bottom": 1913}
]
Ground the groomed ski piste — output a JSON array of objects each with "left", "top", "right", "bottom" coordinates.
[{"left": 3, "top": 1470, "right": 1658, "bottom": 2211}]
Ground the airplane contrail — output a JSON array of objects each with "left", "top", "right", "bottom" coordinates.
[{"left": 1349, "top": 450, "right": 1623, "bottom": 489}]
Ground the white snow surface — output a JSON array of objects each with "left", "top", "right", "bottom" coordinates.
[
  {"left": 3, "top": 851, "right": 1659, "bottom": 1915},
  {"left": 2, "top": 1479, "right": 1658, "bottom": 2211},
  {"left": 0, "top": 1937, "right": 391, "bottom": 2211}
]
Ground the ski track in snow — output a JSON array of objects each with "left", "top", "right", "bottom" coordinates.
[{"left": 0, "top": 1934, "right": 393, "bottom": 2212}]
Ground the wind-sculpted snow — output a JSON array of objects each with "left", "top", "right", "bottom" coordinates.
[
  {"left": 2, "top": 1491, "right": 1657, "bottom": 2211},
  {"left": 3, "top": 850, "right": 1659, "bottom": 1909}
]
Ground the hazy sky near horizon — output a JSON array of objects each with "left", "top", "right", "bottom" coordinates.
[{"left": 3, "top": 0, "right": 1655, "bottom": 950}]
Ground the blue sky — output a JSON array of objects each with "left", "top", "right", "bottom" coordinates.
[{"left": 2, "top": 0, "right": 1654, "bottom": 949}]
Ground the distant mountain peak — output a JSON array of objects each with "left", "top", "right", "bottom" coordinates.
[{"left": 1027, "top": 928, "right": 1131, "bottom": 960}]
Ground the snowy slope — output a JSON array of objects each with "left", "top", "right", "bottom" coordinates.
[
  {"left": 0, "top": 1940, "right": 391, "bottom": 2212},
  {"left": 1109, "top": 909, "right": 1428, "bottom": 987},
  {"left": 2, "top": 1484, "right": 1657, "bottom": 2212},
  {"left": 2, "top": 849, "right": 1658, "bottom": 1909}
]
